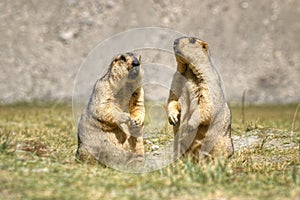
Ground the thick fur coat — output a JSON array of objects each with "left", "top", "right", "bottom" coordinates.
[
  {"left": 167, "top": 37, "right": 234, "bottom": 160},
  {"left": 76, "top": 52, "right": 145, "bottom": 169}
]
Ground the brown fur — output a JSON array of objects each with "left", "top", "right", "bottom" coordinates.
[
  {"left": 167, "top": 37, "right": 234, "bottom": 160},
  {"left": 76, "top": 52, "right": 145, "bottom": 169}
]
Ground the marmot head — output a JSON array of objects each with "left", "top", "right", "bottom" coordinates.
[
  {"left": 110, "top": 52, "right": 142, "bottom": 82},
  {"left": 173, "top": 37, "right": 210, "bottom": 76},
  {"left": 173, "top": 36, "right": 209, "bottom": 66}
]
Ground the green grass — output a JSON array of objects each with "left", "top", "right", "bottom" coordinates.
[{"left": 0, "top": 102, "right": 299, "bottom": 199}]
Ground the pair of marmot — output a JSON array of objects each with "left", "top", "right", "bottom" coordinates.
[{"left": 76, "top": 37, "right": 234, "bottom": 168}]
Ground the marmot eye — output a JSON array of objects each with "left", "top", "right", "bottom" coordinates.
[
  {"left": 119, "top": 55, "right": 126, "bottom": 62},
  {"left": 189, "top": 37, "right": 196, "bottom": 44}
]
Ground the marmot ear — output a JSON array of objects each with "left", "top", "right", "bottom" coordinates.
[
  {"left": 202, "top": 42, "right": 209, "bottom": 51},
  {"left": 113, "top": 54, "right": 127, "bottom": 62},
  {"left": 119, "top": 54, "right": 127, "bottom": 62}
]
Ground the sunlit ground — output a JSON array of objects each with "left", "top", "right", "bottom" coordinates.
[{"left": 0, "top": 102, "right": 299, "bottom": 199}]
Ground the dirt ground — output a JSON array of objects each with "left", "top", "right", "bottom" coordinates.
[{"left": 1, "top": 0, "right": 299, "bottom": 104}]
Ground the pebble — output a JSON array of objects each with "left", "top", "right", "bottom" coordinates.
[
  {"left": 59, "top": 30, "right": 75, "bottom": 41},
  {"left": 146, "top": 140, "right": 152, "bottom": 145},
  {"left": 151, "top": 145, "right": 159, "bottom": 151}
]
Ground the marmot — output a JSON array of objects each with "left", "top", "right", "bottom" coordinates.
[
  {"left": 76, "top": 52, "right": 145, "bottom": 169},
  {"left": 167, "top": 36, "right": 234, "bottom": 160}
]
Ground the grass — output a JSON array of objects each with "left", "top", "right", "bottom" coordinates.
[{"left": 0, "top": 102, "right": 299, "bottom": 199}]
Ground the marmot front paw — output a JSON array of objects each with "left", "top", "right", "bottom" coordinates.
[
  {"left": 117, "top": 112, "right": 131, "bottom": 124},
  {"left": 168, "top": 111, "right": 180, "bottom": 126},
  {"left": 130, "top": 118, "right": 143, "bottom": 128}
]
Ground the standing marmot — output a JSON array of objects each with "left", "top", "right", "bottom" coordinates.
[
  {"left": 76, "top": 52, "right": 145, "bottom": 169},
  {"left": 167, "top": 36, "right": 234, "bottom": 160}
]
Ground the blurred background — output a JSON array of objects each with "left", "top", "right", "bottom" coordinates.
[{"left": 1, "top": 0, "right": 299, "bottom": 104}]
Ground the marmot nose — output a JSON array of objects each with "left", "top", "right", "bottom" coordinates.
[
  {"left": 174, "top": 38, "right": 180, "bottom": 46},
  {"left": 132, "top": 58, "right": 140, "bottom": 66}
]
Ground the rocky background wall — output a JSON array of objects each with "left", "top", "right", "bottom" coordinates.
[{"left": 1, "top": 0, "right": 299, "bottom": 104}]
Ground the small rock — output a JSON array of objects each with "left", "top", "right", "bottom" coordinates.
[
  {"left": 241, "top": 2, "right": 249, "bottom": 9},
  {"left": 162, "top": 17, "right": 170, "bottom": 24},
  {"left": 151, "top": 144, "right": 159, "bottom": 151},
  {"left": 106, "top": 1, "right": 114, "bottom": 9},
  {"left": 32, "top": 168, "right": 49, "bottom": 173},
  {"left": 153, "top": 152, "right": 160, "bottom": 156},
  {"left": 59, "top": 30, "right": 75, "bottom": 41},
  {"left": 146, "top": 140, "right": 152, "bottom": 145}
]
